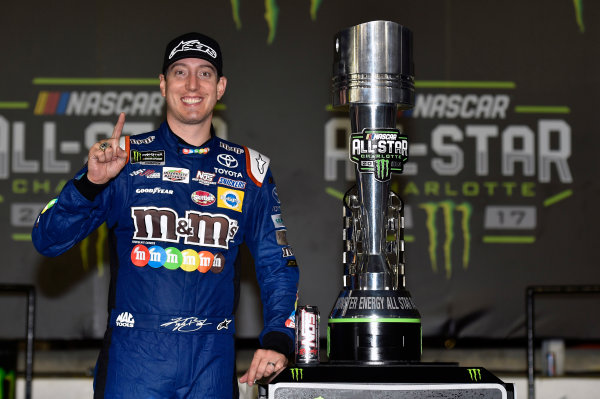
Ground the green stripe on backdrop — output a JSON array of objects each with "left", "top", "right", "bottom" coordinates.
[
  {"left": 544, "top": 189, "right": 573, "bottom": 207},
  {"left": 12, "top": 234, "right": 32, "bottom": 241},
  {"left": 483, "top": 236, "right": 535, "bottom": 244},
  {"left": 0, "top": 102, "right": 29, "bottom": 109},
  {"left": 514, "top": 106, "right": 570, "bottom": 114},
  {"left": 416, "top": 81, "right": 516, "bottom": 89},
  {"left": 33, "top": 78, "right": 159, "bottom": 86}
]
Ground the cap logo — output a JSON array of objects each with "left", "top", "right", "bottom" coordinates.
[{"left": 169, "top": 39, "right": 217, "bottom": 60}]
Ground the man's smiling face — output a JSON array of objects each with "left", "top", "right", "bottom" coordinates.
[{"left": 159, "top": 58, "right": 226, "bottom": 131}]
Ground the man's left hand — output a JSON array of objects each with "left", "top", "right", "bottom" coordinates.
[{"left": 239, "top": 349, "right": 288, "bottom": 386}]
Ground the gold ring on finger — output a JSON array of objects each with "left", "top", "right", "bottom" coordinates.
[{"left": 99, "top": 142, "right": 110, "bottom": 151}]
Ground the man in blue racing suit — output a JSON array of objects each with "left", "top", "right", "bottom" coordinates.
[{"left": 32, "top": 32, "right": 299, "bottom": 398}]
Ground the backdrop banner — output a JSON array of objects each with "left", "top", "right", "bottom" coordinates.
[{"left": 1, "top": 0, "right": 598, "bottom": 341}]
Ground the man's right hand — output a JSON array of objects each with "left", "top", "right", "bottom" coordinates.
[{"left": 87, "top": 113, "right": 129, "bottom": 184}]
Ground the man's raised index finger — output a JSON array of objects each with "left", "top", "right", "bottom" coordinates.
[{"left": 111, "top": 112, "right": 126, "bottom": 141}]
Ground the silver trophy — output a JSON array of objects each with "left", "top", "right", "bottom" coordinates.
[{"left": 328, "top": 20, "right": 422, "bottom": 363}]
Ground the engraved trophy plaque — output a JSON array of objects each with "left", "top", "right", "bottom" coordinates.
[{"left": 327, "top": 20, "right": 422, "bottom": 363}]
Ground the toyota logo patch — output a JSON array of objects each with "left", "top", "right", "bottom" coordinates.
[{"left": 217, "top": 154, "right": 238, "bottom": 168}]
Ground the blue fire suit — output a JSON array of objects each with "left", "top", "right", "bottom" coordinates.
[{"left": 32, "top": 122, "right": 299, "bottom": 398}]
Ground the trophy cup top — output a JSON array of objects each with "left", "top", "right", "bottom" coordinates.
[{"left": 332, "top": 20, "right": 414, "bottom": 108}]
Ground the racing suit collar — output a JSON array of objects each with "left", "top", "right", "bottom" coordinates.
[{"left": 161, "top": 121, "right": 216, "bottom": 156}]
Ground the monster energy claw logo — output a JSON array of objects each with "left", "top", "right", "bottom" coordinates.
[
  {"left": 376, "top": 159, "right": 389, "bottom": 181},
  {"left": 131, "top": 150, "right": 141, "bottom": 163},
  {"left": 467, "top": 368, "right": 482, "bottom": 381},
  {"left": 129, "top": 150, "right": 165, "bottom": 165},
  {"left": 290, "top": 368, "right": 303, "bottom": 381}
]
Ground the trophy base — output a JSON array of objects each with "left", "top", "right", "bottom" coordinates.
[
  {"left": 328, "top": 319, "right": 421, "bottom": 362},
  {"left": 328, "top": 288, "right": 422, "bottom": 362}
]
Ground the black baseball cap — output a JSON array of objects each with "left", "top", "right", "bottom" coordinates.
[{"left": 162, "top": 32, "right": 223, "bottom": 76}]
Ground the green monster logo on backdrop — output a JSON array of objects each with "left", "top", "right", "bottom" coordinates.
[
  {"left": 230, "top": 0, "right": 585, "bottom": 42},
  {"left": 573, "top": 0, "right": 585, "bottom": 32},
  {"left": 80, "top": 224, "right": 108, "bottom": 276},
  {"left": 419, "top": 201, "right": 473, "bottom": 279},
  {"left": 229, "top": 0, "right": 324, "bottom": 43}
]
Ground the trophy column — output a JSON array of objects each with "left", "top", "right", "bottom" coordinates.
[{"left": 327, "top": 20, "right": 422, "bottom": 363}]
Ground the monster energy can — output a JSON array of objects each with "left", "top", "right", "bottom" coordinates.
[{"left": 295, "top": 305, "right": 320, "bottom": 364}]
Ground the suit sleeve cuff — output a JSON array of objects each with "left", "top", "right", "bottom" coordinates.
[
  {"left": 73, "top": 173, "right": 109, "bottom": 201},
  {"left": 261, "top": 331, "right": 294, "bottom": 356}
]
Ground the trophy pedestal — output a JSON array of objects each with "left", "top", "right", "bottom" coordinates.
[{"left": 258, "top": 363, "right": 516, "bottom": 399}]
